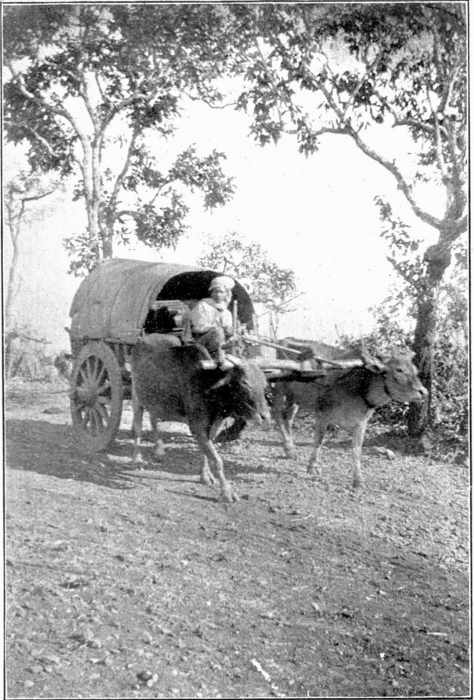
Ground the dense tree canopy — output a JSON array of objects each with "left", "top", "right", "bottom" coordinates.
[
  {"left": 233, "top": 3, "right": 466, "bottom": 241},
  {"left": 227, "top": 2, "right": 467, "bottom": 433}
]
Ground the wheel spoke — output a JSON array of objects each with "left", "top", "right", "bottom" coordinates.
[
  {"left": 88, "top": 356, "right": 97, "bottom": 380},
  {"left": 81, "top": 407, "right": 91, "bottom": 429},
  {"left": 90, "top": 407, "right": 102, "bottom": 434},
  {"left": 75, "top": 396, "right": 88, "bottom": 409},
  {"left": 74, "top": 405, "right": 85, "bottom": 422},
  {"left": 71, "top": 342, "right": 123, "bottom": 449},
  {"left": 92, "top": 357, "right": 106, "bottom": 383},
  {"left": 97, "top": 378, "right": 111, "bottom": 395},
  {"left": 95, "top": 402, "right": 109, "bottom": 424},
  {"left": 78, "top": 366, "right": 89, "bottom": 385},
  {"left": 87, "top": 356, "right": 98, "bottom": 381},
  {"left": 96, "top": 363, "right": 107, "bottom": 385}
]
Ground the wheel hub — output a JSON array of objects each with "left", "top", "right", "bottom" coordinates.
[{"left": 75, "top": 383, "right": 98, "bottom": 407}]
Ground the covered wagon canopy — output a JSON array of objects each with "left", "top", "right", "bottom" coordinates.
[{"left": 69, "top": 258, "right": 255, "bottom": 344}]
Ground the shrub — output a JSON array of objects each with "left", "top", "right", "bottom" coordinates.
[
  {"left": 338, "top": 296, "right": 468, "bottom": 452},
  {"left": 5, "top": 326, "right": 56, "bottom": 382}
]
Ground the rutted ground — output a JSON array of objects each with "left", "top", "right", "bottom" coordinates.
[{"left": 5, "top": 382, "right": 470, "bottom": 698}]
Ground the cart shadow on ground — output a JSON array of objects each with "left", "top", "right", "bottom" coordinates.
[{"left": 5, "top": 417, "right": 284, "bottom": 494}]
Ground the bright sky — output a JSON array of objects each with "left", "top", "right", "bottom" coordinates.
[{"left": 4, "top": 95, "right": 439, "bottom": 352}]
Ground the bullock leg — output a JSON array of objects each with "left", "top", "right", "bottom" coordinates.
[
  {"left": 351, "top": 420, "right": 368, "bottom": 489},
  {"left": 273, "top": 395, "right": 297, "bottom": 458},
  {"left": 193, "top": 424, "right": 238, "bottom": 503},
  {"left": 150, "top": 413, "right": 166, "bottom": 459},
  {"left": 200, "top": 456, "right": 217, "bottom": 487},
  {"left": 307, "top": 417, "right": 328, "bottom": 477},
  {"left": 275, "top": 415, "right": 296, "bottom": 458},
  {"left": 283, "top": 403, "right": 299, "bottom": 456},
  {"left": 200, "top": 421, "right": 220, "bottom": 487},
  {"left": 132, "top": 394, "right": 145, "bottom": 467},
  {"left": 287, "top": 402, "right": 299, "bottom": 431}
]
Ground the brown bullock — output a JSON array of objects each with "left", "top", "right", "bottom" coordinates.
[
  {"left": 271, "top": 340, "right": 427, "bottom": 488},
  {"left": 131, "top": 334, "right": 270, "bottom": 502}
]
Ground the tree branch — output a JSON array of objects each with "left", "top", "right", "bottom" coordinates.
[
  {"left": 107, "top": 126, "right": 140, "bottom": 220},
  {"left": 182, "top": 89, "right": 236, "bottom": 110},
  {"left": 343, "top": 48, "right": 384, "bottom": 121},
  {"left": 4, "top": 120, "right": 58, "bottom": 155},
  {"left": 392, "top": 118, "right": 435, "bottom": 135},
  {"left": 21, "top": 189, "right": 56, "bottom": 203},
  {"left": 348, "top": 128, "right": 442, "bottom": 230},
  {"left": 100, "top": 87, "right": 155, "bottom": 131},
  {"left": 94, "top": 70, "right": 106, "bottom": 104},
  {"left": 79, "top": 70, "right": 99, "bottom": 132},
  {"left": 7, "top": 63, "right": 91, "bottom": 154},
  {"left": 425, "top": 86, "right": 448, "bottom": 180},
  {"left": 298, "top": 65, "right": 442, "bottom": 229}
]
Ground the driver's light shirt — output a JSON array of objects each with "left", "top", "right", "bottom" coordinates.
[{"left": 187, "top": 298, "right": 233, "bottom": 334}]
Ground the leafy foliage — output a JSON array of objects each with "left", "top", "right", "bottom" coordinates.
[
  {"left": 4, "top": 5, "right": 241, "bottom": 274},
  {"left": 5, "top": 325, "right": 55, "bottom": 382},
  {"left": 339, "top": 245, "right": 467, "bottom": 451},
  {"left": 226, "top": 4, "right": 467, "bottom": 435},
  {"left": 231, "top": 4, "right": 466, "bottom": 232}
]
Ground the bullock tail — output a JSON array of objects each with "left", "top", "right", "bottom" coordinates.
[{"left": 215, "top": 417, "right": 247, "bottom": 443}]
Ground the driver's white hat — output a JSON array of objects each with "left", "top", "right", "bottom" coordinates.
[{"left": 209, "top": 275, "right": 235, "bottom": 292}]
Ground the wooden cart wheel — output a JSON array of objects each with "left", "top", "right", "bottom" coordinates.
[{"left": 70, "top": 341, "right": 123, "bottom": 452}]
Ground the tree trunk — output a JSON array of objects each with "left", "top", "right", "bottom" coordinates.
[
  {"left": 102, "top": 211, "right": 115, "bottom": 260},
  {"left": 407, "top": 239, "right": 452, "bottom": 436},
  {"left": 5, "top": 227, "right": 20, "bottom": 329},
  {"left": 408, "top": 289, "right": 437, "bottom": 435},
  {"left": 102, "top": 236, "right": 113, "bottom": 259},
  {"left": 83, "top": 141, "right": 101, "bottom": 266}
]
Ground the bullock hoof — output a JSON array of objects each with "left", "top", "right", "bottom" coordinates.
[
  {"left": 307, "top": 465, "right": 322, "bottom": 481},
  {"left": 200, "top": 467, "right": 217, "bottom": 487},
  {"left": 352, "top": 479, "right": 362, "bottom": 490},
  {"left": 133, "top": 453, "right": 145, "bottom": 469},
  {"left": 284, "top": 446, "right": 296, "bottom": 459},
  {"left": 221, "top": 484, "right": 239, "bottom": 503},
  {"left": 153, "top": 447, "right": 166, "bottom": 460}
]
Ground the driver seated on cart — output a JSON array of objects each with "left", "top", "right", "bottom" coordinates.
[{"left": 184, "top": 275, "right": 235, "bottom": 366}]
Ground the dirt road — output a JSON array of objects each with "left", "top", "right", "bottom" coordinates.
[{"left": 5, "top": 382, "right": 470, "bottom": 698}]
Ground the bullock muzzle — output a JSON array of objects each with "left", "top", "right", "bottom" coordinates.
[
  {"left": 414, "top": 385, "right": 429, "bottom": 403},
  {"left": 251, "top": 403, "right": 272, "bottom": 429}
]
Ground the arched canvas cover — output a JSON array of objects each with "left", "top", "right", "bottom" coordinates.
[{"left": 69, "top": 258, "right": 254, "bottom": 344}]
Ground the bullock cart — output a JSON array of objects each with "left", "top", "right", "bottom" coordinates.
[
  {"left": 67, "top": 258, "right": 363, "bottom": 452},
  {"left": 68, "top": 259, "right": 257, "bottom": 451}
]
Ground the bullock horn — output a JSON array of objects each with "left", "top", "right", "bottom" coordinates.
[
  {"left": 200, "top": 359, "right": 218, "bottom": 370},
  {"left": 199, "top": 358, "right": 237, "bottom": 371},
  {"left": 225, "top": 354, "right": 243, "bottom": 366}
]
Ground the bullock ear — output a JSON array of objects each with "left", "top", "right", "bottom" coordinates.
[{"left": 207, "top": 368, "right": 235, "bottom": 391}]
